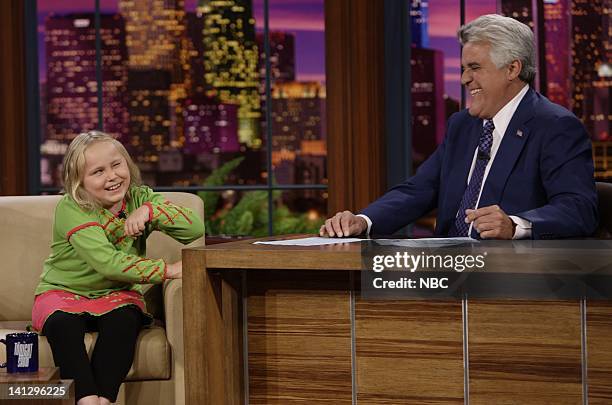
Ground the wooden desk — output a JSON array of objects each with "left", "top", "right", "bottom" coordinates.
[
  {"left": 182, "top": 236, "right": 612, "bottom": 404},
  {"left": 0, "top": 367, "right": 74, "bottom": 404}
]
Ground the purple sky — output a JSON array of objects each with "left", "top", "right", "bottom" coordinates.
[{"left": 37, "top": 0, "right": 498, "bottom": 99}]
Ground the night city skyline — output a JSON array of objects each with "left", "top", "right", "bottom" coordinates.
[
  {"left": 36, "top": 0, "right": 611, "bottom": 192},
  {"left": 37, "top": 0, "right": 498, "bottom": 98},
  {"left": 38, "top": 0, "right": 329, "bottom": 202}
]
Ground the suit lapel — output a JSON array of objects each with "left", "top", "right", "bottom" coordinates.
[{"left": 478, "top": 88, "right": 537, "bottom": 207}]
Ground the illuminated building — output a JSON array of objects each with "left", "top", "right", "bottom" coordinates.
[
  {"left": 125, "top": 69, "right": 171, "bottom": 168},
  {"left": 543, "top": 0, "right": 570, "bottom": 108},
  {"left": 256, "top": 31, "right": 296, "bottom": 83},
  {"left": 503, "top": 1, "right": 609, "bottom": 136},
  {"left": 297, "top": 141, "right": 327, "bottom": 187},
  {"left": 501, "top": 0, "right": 535, "bottom": 28},
  {"left": 593, "top": 141, "right": 612, "bottom": 179},
  {"left": 120, "top": 0, "right": 190, "bottom": 149},
  {"left": 119, "top": 0, "right": 186, "bottom": 74},
  {"left": 198, "top": 0, "right": 261, "bottom": 147},
  {"left": 410, "top": 0, "right": 429, "bottom": 48},
  {"left": 502, "top": 0, "right": 555, "bottom": 96},
  {"left": 270, "top": 82, "right": 325, "bottom": 153},
  {"left": 256, "top": 31, "right": 296, "bottom": 146},
  {"left": 570, "top": 0, "right": 609, "bottom": 140},
  {"left": 300, "top": 139, "right": 326, "bottom": 156},
  {"left": 183, "top": 97, "right": 240, "bottom": 154},
  {"left": 591, "top": 75, "right": 611, "bottom": 141},
  {"left": 570, "top": 0, "right": 611, "bottom": 178},
  {"left": 501, "top": 0, "right": 610, "bottom": 168},
  {"left": 186, "top": 12, "right": 206, "bottom": 94},
  {"left": 45, "top": 14, "right": 128, "bottom": 143},
  {"left": 270, "top": 82, "right": 327, "bottom": 185},
  {"left": 296, "top": 154, "right": 327, "bottom": 188},
  {"left": 411, "top": 47, "right": 444, "bottom": 168},
  {"left": 271, "top": 141, "right": 327, "bottom": 186},
  {"left": 273, "top": 158, "right": 295, "bottom": 185}
]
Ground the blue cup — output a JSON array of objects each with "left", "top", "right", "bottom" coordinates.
[{"left": 0, "top": 332, "right": 39, "bottom": 373}]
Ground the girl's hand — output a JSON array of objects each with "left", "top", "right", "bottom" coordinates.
[
  {"left": 165, "top": 261, "right": 182, "bottom": 279},
  {"left": 124, "top": 205, "right": 150, "bottom": 237}
]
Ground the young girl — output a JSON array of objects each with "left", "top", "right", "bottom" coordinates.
[{"left": 32, "top": 131, "right": 204, "bottom": 405}]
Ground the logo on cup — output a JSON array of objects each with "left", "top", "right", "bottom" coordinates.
[
  {"left": 15, "top": 342, "right": 34, "bottom": 367},
  {"left": 1, "top": 332, "right": 39, "bottom": 373}
]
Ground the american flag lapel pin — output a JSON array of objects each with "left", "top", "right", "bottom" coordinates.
[{"left": 516, "top": 129, "right": 523, "bottom": 137}]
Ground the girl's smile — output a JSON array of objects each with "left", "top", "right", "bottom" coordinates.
[{"left": 82, "top": 141, "right": 131, "bottom": 211}]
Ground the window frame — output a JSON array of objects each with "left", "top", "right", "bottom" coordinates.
[{"left": 25, "top": 0, "right": 329, "bottom": 236}]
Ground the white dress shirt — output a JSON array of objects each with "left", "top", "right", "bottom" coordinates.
[{"left": 358, "top": 84, "right": 532, "bottom": 238}]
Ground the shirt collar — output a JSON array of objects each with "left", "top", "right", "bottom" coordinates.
[{"left": 486, "top": 84, "right": 529, "bottom": 138}]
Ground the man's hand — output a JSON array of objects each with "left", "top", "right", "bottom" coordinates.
[
  {"left": 319, "top": 210, "right": 367, "bottom": 237},
  {"left": 124, "top": 205, "right": 150, "bottom": 237},
  {"left": 165, "top": 261, "right": 182, "bottom": 279},
  {"left": 465, "top": 205, "right": 515, "bottom": 239}
]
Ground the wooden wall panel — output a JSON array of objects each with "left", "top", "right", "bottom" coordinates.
[
  {"left": 247, "top": 271, "right": 352, "bottom": 404},
  {"left": 325, "top": 0, "right": 386, "bottom": 215},
  {"left": 587, "top": 301, "right": 612, "bottom": 404},
  {"left": 0, "top": 0, "right": 28, "bottom": 196},
  {"left": 469, "top": 300, "right": 582, "bottom": 404},
  {"left": 355, "top": 300, "right": 464, "bottom": 404}
]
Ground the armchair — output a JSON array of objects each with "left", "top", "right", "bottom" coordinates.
[{"left": 0, "top": 192, "right": 204, "bottom": 404}]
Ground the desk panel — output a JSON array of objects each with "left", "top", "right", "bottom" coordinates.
[
  {"left": 469, "top": 300, "right": 582, "bottom": 404},
  {"left": 247, "top": 271, "right": 352, "bottom": 404},
  {"left": 587, "top": 301, "right": 612, "bottom": 404},
  {"left": 354, "top": 300, "right": 464, "bottom": 404}
]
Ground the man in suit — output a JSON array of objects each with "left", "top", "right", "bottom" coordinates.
[{"left": 320, "top": 14, "right": 598, "bottom": 240}]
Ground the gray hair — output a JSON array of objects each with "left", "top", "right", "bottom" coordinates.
[{"left": 457, "top": 14, "right": 536, "bottom": 84}]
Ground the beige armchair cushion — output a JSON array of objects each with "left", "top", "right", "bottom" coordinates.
[{"left": 0, "top": 196, "right": 58, "bottom": 321}]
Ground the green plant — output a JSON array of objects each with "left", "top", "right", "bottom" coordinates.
[{"left": 198, "top": 157, "right": 325, "bottom": 236}]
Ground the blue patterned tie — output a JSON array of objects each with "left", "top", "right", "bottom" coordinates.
[{"left": 448, "top": 120, "right": 495, "bottom": 237}]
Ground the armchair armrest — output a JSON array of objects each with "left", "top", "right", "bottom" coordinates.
[
  {"left": 163, "top": 279, "right": 185, "bottom": 404},
  {"left": 163, "top": 279, "right": 183, "bottom": 349}
]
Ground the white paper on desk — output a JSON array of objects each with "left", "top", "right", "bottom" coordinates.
[
  {"left": 254, "top": 236, "right": 365, "bottom": 246},
  {"left": 374, "top": 237, "right": 477, "bottom": 248}
]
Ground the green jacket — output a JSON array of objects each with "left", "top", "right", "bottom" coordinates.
[{"left": 36, "top": 186, "right": 204, "bottom": 298}]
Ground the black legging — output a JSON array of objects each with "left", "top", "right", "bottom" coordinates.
[{"left": 42, "top": 306, "right": 143, "bottom": 402}]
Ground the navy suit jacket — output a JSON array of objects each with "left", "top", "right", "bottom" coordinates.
[{"left": 361, "top": 88, "right": 598, "bottom": 239}]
